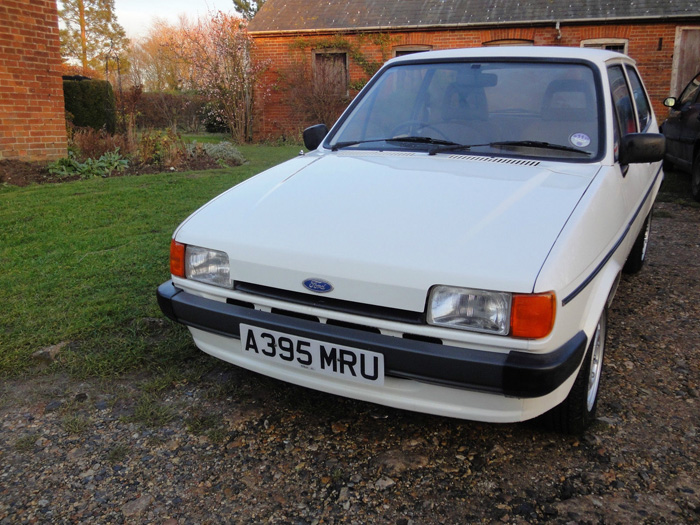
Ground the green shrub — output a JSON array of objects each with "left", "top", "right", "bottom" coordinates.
[
  {"left": 63, "top": 79, "right": 116, "bottom": 133},
  {"left": 131, "top": 91, "right": 206, "bottom": 132},
  {"left": 48, "top": 150, "right": 129, "bottom": 179},
  {"left": 136, "top": 129, "right": 187, "bottom": 167},
  {"left": 187, "top": 141, "right": 244, "bottom": 167},
  {"left": 71, "top": 127, "right": 132, "bottom": 161}
]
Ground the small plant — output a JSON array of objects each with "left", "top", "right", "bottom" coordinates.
[
  {"left": 127, "top": 394, "right": 175, "bottom": 427},
  {"left": 48, "top": 150, "right": 129, "bottom": 179},
  {"left": 14, "top": 434, "right": 39, "bottom": 452},
  {"left": 47, "top": 153, "right": 81, "bottom": 177},
  {"left": 95, "top": 150, "right": 130, "bottom": 175},
  {"left": 62, "top": 415, "right": 91, "bottom": 435},
  {"left": 207, "top": 427, "right": 227, "bottom": 444},
  {"left": 185, "top": 410, "right": 220, "bottom": 435},
  {"left": 187, "top": 141, "right": 244, "bottom": 167},
  {"left": 141, "top": 362, "right": 197, "bottom": 393},
  {"left": 106, "top": 442, "right": 130, "bottom": 463},
  {"left": 71, "top": 127, "right": 132, "bottom": 160},
  {"left": 185, "top": 409, "right": 228, "bottom": 443},
  {"left": 137, "top": 129, "right": 188, "bottom": 167}
]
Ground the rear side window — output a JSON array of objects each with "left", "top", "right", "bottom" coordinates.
[
  {"left": 608, "top": 66, "right": 636, "bottom": 136},
  {"left": 625, "top": 65, "right": 652, "bottom": 131}
]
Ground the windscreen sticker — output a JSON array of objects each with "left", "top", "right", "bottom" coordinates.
[{"left": 570, "top": 133, "right": 591, "bottom": 148}]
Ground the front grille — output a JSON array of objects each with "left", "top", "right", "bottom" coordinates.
[
  {"left": 234, "top": 281, "right": 425, "bottom": 325},
  {"left": 270, "top": 308, "right": 318, "bottom": 323},
  {"left": 326, "top": 318, "right": 381, "bottom": 334},
  {"left": 402, "top": 333, "right": 443, "bottom": 345}
]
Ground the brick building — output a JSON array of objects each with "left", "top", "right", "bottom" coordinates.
[
  {"left": 0, "top": 0, "right": 67, "bottom": 161},
  {"left": 249, "top": 0, "right": 700, "bottom": 140}
]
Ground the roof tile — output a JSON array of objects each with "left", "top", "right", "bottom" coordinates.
[{"left": 249, "top": 0, "right": 700, "bottom": 32}]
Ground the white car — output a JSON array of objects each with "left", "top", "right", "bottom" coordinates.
[{"left": 157, "top": 47, "right": 665, "bottom": 434}]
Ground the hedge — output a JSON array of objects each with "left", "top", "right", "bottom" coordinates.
[{"left": 63, "top": 79, "right": 116, "bottom": 133}]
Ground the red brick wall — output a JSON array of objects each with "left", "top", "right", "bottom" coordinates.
[
  {"left": 252, "top": 22, "right": 682, "bottom": 140},
  {"left": 0, "top": 0, "right": 67, "bottom": 161}
]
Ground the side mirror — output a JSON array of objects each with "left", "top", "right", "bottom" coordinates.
[
  {"left": 663, "top": 97, "right": 677, "bottom": 108},
  {"left": 303, "top": 124, "right": 328, "bottom": 151},
  {"left": 618, "top": 133, "right": 665, "bottom": 165}
]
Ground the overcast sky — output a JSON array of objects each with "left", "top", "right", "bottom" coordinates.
[{"left": 114, "top": 0, "right": 232, "bottom": 38}]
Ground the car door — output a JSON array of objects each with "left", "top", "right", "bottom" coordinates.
[
  {"left": 607, "top": 64, "right": 656, "bottom": 215},
  {"left": 664, "top": 72, "right": 700, "bottom": 169}
]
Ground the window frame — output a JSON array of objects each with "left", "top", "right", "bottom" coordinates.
[
  {"left": 482, "top": 39, "right": 534, "bottom": 47},
  {"left": 581, "top": 38, "right": 629, "bottom": 55},
  {"left": 312, "top": 49, "right": 349, "bottom": 96},
  {"left": 392, "top": 45, "right": 432, "bottom": 58}
]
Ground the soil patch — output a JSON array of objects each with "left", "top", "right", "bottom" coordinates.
[{"left": 0, "top": 156, "right": 223, "bottom": 187}]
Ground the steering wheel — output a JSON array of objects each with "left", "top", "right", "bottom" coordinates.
[{"left": 390, "top": 121, "right": 449, "bottom": 140}]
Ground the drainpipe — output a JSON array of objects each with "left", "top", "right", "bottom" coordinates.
[{"left": 555, "top": 21, "right": 562, "bottom": 40}]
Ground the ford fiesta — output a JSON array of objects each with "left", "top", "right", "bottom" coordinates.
[{"left": 157, "top": 47, "right": 665, "bottom": 434}]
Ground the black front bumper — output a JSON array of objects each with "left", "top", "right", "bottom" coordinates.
[{"left": 157, "top": 281, "right": 587, "bottom": 398}]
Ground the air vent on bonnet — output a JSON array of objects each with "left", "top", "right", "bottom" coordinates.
[{"left": 448, "top": 155, "right": 541, "bottom": 167}]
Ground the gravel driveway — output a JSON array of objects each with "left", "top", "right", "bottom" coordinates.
[{"left": 1, "top": 201, "right": 699, "bottom": 524}]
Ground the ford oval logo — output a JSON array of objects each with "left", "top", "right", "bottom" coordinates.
[{"left": 302, "top": 278, "right": 333, "bottom": 293}]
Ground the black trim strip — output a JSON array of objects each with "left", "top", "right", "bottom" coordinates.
[
  {"left": 158, "top": 281, "right": 588, "bottom": 398},
  {"left": 562, "top": 164, "right": 663, "bottom": 306}
]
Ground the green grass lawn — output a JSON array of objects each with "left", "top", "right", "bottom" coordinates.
[{"left": 0, "top": 144, "right": 301, "bottom": 377}]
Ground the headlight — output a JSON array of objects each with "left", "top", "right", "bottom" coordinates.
[
  {"left": 428, "top": 286, "right": 511, "bottom": 335},
  {"left": 427, "top": 286, "right": 556, "bottom": 338},
  {"left": 184, "top": 245, "right": 231, "bottom": 288}
]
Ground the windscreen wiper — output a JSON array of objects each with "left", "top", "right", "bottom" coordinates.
[
  {"left": 331, "top": 136, "right": 460, "bottom": 151},
  {"left": 387, "top": 136, "right": 459, "bottom": 146},
  {"left": 488, "top": 140, "right": 592, "bottom": 156},
  {"left": 428, "top": 142, "right": 489, "bottom": 155},
  {"left": 429, "top": 140, "right": 592, "bottom": 156}
]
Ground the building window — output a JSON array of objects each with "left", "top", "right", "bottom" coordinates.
[
  {"left": 393, "top": 46, "right": 432, "bottom": 57},
  {"left": 581, "top": 39, "right": 628, "bottom": 54},
  {"left": 482, "top": 39, "right": 533, "bottom": 46},
  {"left": 313, "top": 50, "right": 348, "bottom": 95}
]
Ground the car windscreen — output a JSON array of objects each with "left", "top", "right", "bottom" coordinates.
[{"left": 327, "top": 60, "right": 602, "bottom": 160}]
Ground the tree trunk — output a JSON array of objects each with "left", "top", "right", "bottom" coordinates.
[{"left": 78, "top": 0, "right": 87, "bottom": 70}]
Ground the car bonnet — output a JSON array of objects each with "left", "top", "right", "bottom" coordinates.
[{"left": 175, "top": 152, "right": 599, "bottom": 312}]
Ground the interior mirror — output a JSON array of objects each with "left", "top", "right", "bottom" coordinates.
[
  {"left": 303, "top": 124, "right": 328, "bottom": 151},
  {"left": 618, "top": 133, "right": 665, "bottom": 165}
]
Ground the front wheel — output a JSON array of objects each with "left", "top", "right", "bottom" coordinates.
[
  {"left": 541, "top": 309, "right": 607, "bottom": 434},
  {"left": 623, "top": 211, "right": 652, "bottom": 274}
]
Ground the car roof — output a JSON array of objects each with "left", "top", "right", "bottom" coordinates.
[{"left": 388, "top": 45, "right": 633, "bottom": 68}]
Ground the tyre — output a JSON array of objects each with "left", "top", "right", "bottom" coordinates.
[
  {"left": 692, "top": 152, "right": 700, "bottom": 202},
  {"left": 541, "top": 309, "right": 607, "bottom": 435},
  {"left": 623, "top": 212, "right": 652, "bottom": 274}
]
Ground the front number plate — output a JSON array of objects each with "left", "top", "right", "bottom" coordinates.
[{"left": 240, "top": 324, "right": 385, "bottom": 386}]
